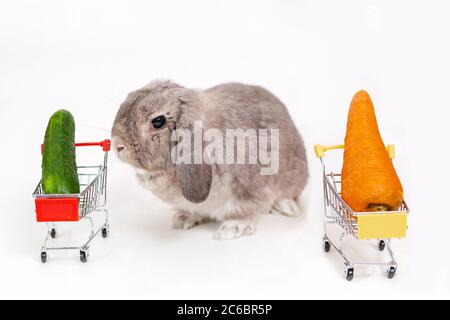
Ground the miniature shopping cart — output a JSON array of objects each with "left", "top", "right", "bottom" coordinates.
[
  {"left": 32, "top": 139, "right": 111, "bottom": 263},
  {"left": 314, "top": 144, "right": 409, "bottom": 281}
]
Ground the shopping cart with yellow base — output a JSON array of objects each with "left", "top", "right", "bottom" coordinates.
[{"left": 314, "top": 144, "right": 409, "bottom": 281}]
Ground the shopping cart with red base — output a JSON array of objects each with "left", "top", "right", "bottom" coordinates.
[{"left": 32, "top": 139, "right": 111, "bottom": 263}]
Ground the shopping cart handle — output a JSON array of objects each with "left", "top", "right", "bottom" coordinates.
[
  {"left": 75, "top": 140, "right": 111, "bottom": 151},
  {"left": 41, "top": 139, "right": 111, "bottom": 154},
  {"left": 314, "top": 144, "right": 395, "bottom": 159},
  {"left": 386, "top": 144, "right": 395, "bottom": 159},
  {"left": 314, "top": 144, "right": 344, "bottom": 158}
]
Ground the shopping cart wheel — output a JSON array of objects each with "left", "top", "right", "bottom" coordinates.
[
  {"left": 378, "top": 240, "right": 385, "bottom": 251},
  {"left": 41, "top": 251, "right": 47, "bottom": 263},
  {"left": 345, "top": 267, "right": 354, "bottom": 281},
  {"left": 323, "top": 239, "right": 331, "bottom": 253},
  {"left": 50, "top": 228, "right": 56, "bottom": 239},
  {"left": 80, "top": 250, "right": 88, "bottom": 263},
  {"left": 387, "top": 266, "right": 396, "bottom": 279},
  {"left": 102, "top": 226, "right": 109, "bottom": 238}
]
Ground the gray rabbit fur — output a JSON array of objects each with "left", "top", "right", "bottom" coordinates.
[{"left": 112, "top": 80, "right": 308, "bottom": 240}]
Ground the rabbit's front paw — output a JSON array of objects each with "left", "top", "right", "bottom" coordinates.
[
  {"left": 172, "top": 211, "right": 202, "bottom": 230},
  {"left": 271, "top": 198, "right": 300, "bottom": 216},
  {"left": 213, "top": 219, "right": 255, "bottom": 240}
]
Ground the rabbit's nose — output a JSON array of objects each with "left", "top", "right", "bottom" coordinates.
[{"left": 116, "top": 145, "right": 125, "bottom": 153}]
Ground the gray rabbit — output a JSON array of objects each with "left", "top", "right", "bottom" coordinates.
[{"left": 112, "top": 80, "right": 308, "bottom": 240}]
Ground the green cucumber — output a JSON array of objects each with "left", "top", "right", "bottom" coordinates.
[{"left": 42, "top": 109, "right": 80, "bottom": 194}]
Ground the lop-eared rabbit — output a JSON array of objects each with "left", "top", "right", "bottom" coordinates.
[{"left": 112, "top": 80, "right": 308, "bottom": 240}]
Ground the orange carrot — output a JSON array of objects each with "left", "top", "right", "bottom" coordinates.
[{"left": 341, "top": 90, "right": 403, "bottom": 212}]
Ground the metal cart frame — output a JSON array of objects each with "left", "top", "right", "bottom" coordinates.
[
  {"left": 32, "top": 140, "right": 111, "bottom": 263},
  {"left": 314, "top": 144, "right": 409, "bottom": 281}
]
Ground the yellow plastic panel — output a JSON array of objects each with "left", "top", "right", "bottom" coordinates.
[{"left": 357, "top": 213, "right": 408, "bottom": 239}]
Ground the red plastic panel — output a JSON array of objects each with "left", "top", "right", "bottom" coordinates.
[{"left": 35, "top": 198, "right": 79, "bottom": 222}]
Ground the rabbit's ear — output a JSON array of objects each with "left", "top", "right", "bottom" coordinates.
[
  {"left": 176, "top": 162, "right": 212, "bottom": 203},
  {"left": 173, "top": 90, "right": 212, "bottom": 203}
]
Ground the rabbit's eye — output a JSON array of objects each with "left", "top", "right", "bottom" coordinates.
[{"left": 151, "top": 116, "right": 166, "bottom": 129}]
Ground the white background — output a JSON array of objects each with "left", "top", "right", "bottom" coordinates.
[{"left": 0, "top": 0, "right": 449, "bottom": 299}]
